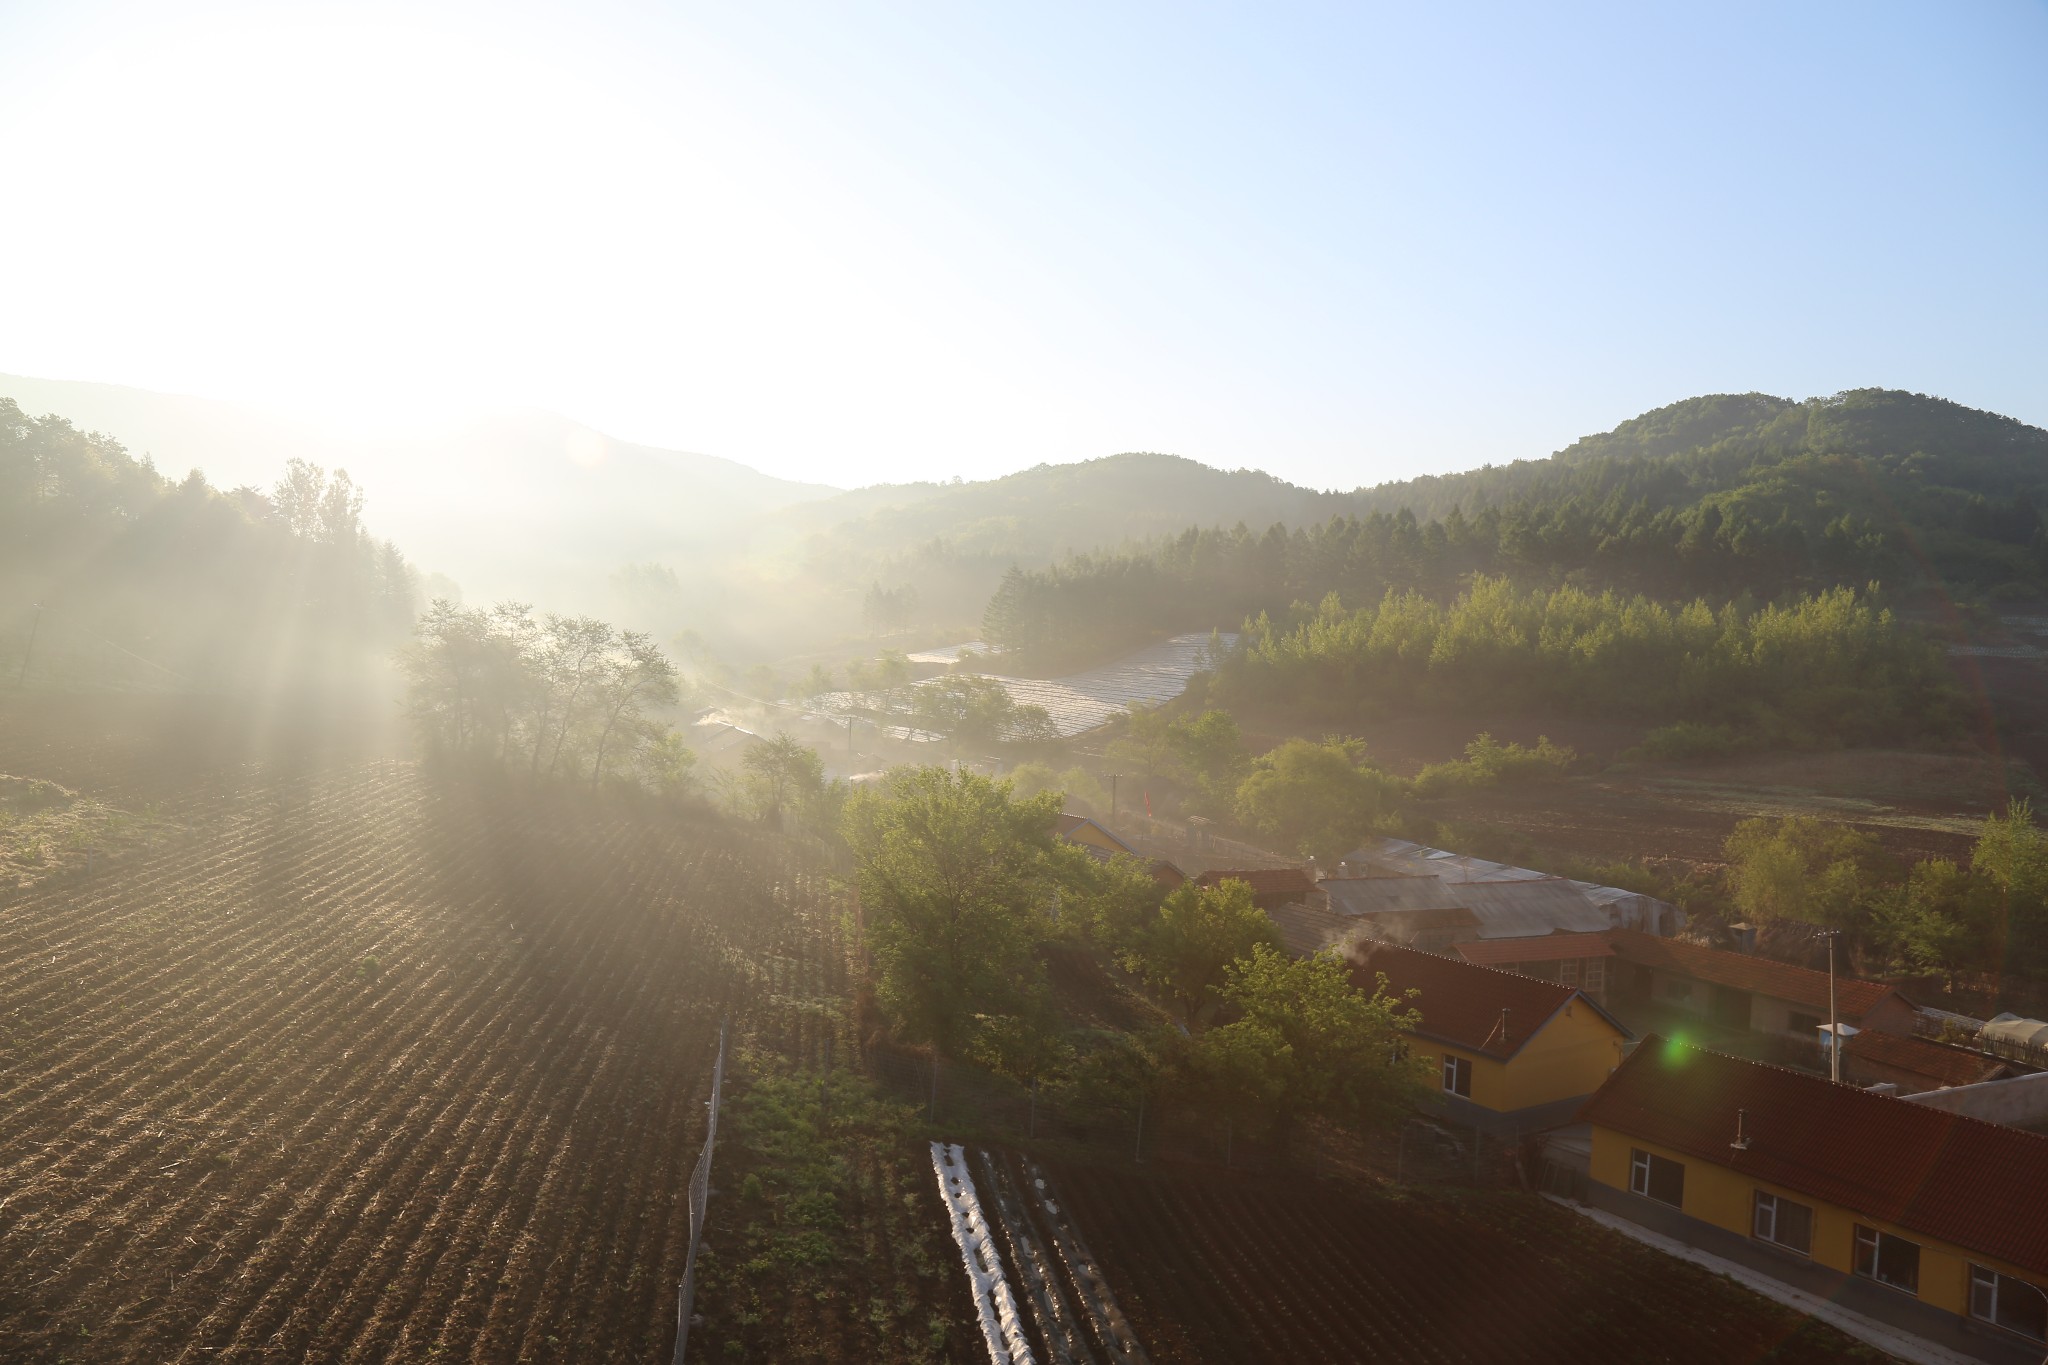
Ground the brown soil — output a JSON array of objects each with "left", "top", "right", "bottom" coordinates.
[
  {"left": 1040, "top": 1157, "right": 1881, "bottom": 1364},
  {"left": 0, "top": 765, "right": 848, "bottom": 1364},
  {"left": 1431, "top": 746, "right": 2029, "bottom": 874}
]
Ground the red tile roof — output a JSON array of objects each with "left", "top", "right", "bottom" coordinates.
[
  {"left": 1842, "top": 1029, "right": 2009, "bottom": 1090},
  {"left": 1578, "top": 1038, "right": 2048, "bottom": 1278},
  {"left": 1196, "top": 867, "right": 1315, "bottom": 898},
  {"left": 1350, "top": 942, "right": 1629, "bottom": 1060},
  {"left": 1604, "top": 930, "right": 1905, "bottom": 1018},
  {"left": 1455, "top": 932, "right": 1616, "bottom": 967}
]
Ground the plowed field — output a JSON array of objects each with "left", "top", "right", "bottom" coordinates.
[
  {"left": 1044, "top": 1161, "right": 1882, "bottom": 1365},
  {"left": 0, "top": 764, "right": 847, "bottom": 1364}
]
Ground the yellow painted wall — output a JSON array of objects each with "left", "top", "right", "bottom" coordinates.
[
  {"left": 1063, "top": 824, "right": 1126, "bottom": 855},
  {"left": 1421, "top": 1040, "right": 1510, "bottom": 1109},
  {"left": 1588, "top": 1126, "right": 2048, "bottom": 1319},
  {"left": 1409, "top": 1000, "right": 1626, "bottom": 1113}
]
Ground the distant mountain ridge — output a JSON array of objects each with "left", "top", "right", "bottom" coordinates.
[{"left": 10, "top": 373, "right": 2046, "bottom": 660}]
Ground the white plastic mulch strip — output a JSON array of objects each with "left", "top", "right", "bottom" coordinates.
[{"left": 931, "top": 1141, "right": 1037, "bottom": 1365}]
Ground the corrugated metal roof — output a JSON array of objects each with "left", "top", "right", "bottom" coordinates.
[
  {"left": 1453, "top": 880, "right": 1612, "bottom": 939},
  {"left": 1347, "top": 837, "right": 1676, "bottom": 928},
  {"left": 1578, "top": 1038, "right": 2048, "bottom": 1278},
  {"left": 1456, "top": 932, "right": 1617, "bottom": 967},
  {"left": 1323, "top": 876, "right": 1466, "bottom": 916}
]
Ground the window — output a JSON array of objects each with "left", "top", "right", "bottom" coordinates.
[
  {"left": 1583, "top": 960, "right": 1606, "bottom": 996},
  {"left": 1441, "top": 1054, "right": 1472, "bottom": 1097},
  {"left": 1788, "top": 1012, "right": 1822, "bottom": 1035},
  {"left": 1751, "top": 1192, "right": 1813, "bottom": 1255},
  {"left": 1662, "top": 976, "right": 1693, "bottom": 1001},
  {"left": 1853, "top": 1225, "right": 1920, "bottom": 1294},
  {"left": 1628, "top": 1148, "right": 1684, "bottom": 1207},
  {"left": 1560, "top": 959, "right": 1580, "bottom": 988},
  {"left": 1971, "top": 1265, "right": 2048, "bottom": 1342}
]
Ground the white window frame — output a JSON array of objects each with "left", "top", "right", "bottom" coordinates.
[
  {"left": 1971, "top": 1264, "right": 2048, "bottom": 1342},
  {"left": 1751, "top": 1191, "right": 1812, "bottom": 1255},
  {"left": 1628, "top": 1147, "right": 1684, "bottom": 1207},
  {"left": 1560, "top": 959, "right": 1580, "bottom": 988},
  {"left": 1853, "top": 1224, "right": 1921, "bottom": 1295},
  {"left": 1441, "top": 1053, "right": 1471, "bottom": 1097}
]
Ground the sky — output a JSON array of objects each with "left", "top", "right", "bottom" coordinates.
[{"left": 1, "top": 0, "right": 2044, "bottom": 490}]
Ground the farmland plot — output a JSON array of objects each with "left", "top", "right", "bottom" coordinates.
[
  {"left": 1041, "top": 1160, "right": 1884, "bottom": 1365},
  {"left": 0, "top": 764, "right": 849, "bottom": 1364}
]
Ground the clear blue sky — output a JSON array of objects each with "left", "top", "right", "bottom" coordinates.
[{"left": 1, "top": 0, "right": 2043, "bottom": 489}]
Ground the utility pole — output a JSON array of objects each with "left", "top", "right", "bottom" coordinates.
[
  {"left": 16, "top": 603, "right": 43, "bottom": 689},
  {"left": 1108, "top": 772, "right": 1121, "bottom": 818},
  {"left": 1821, "top": 929, "right": 1841, "bottom": 1082}
]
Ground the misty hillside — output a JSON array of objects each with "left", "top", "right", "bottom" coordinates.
[
  {"left": 788, "top": 452, "right": 1351, "bottom": 564},
  {"left": 0, "top": 374, "right": 838, "bottom": 603}
]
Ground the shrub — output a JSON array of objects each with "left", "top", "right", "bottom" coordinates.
[
  {"left": 1626, "top": 722, "right": 1743, "bottom": 762},
  {"left": 1412, "top": 733, "right": 1575, "bottom": 797}
]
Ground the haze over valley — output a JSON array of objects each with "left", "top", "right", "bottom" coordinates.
[{"left": 6, "top": 3, "right": 2048, "bottom": 1363}]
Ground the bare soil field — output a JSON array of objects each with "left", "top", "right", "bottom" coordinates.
[
  {"left": 0, "top": 691, "right": 406, "bottom": 808},
  {"left": 1434, "top": 747, "right": 2026, "bottom": 873},
  {"left": 0, "top": 763, "right": 868, "bottom": 1364},
  {"left": 1042, "top": 1160, "right": 1881, "bottom": 1365}
]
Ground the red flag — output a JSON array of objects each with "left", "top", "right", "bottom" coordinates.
[{"left": 1144, "top": 790, "right": 1152, "bottom": 817}]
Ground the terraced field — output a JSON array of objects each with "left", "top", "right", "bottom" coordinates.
[{"left": 0, "top": 763, "right": 848, "bottom": 1363}]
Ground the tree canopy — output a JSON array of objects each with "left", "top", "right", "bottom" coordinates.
[
  {"left": 841, "top": 768, "right": 1079, "bottom": 1057},
  {"left": 1, "top": 401, "right": 414, "bottom": 689}
]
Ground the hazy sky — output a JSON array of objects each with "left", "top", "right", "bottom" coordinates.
[{"left": 2, "top": 0, "right": 2044, "bottom": 489}]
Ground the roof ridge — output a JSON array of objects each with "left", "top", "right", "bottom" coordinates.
[
  {"left": 1641, "top": 1036, "right": 2048, "bottom": 1146},
  {"left": 1355, "top": 940, "right": 1578, "bottom": 999}
]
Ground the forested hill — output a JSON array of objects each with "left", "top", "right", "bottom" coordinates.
[
  {"left": 789, "top": 452, "right": 1349, "bottom": 568},
  {"left": 1353, "top": 388, "right": 2048, "bottom": 535},
  {"left": 982, "top": 389, "right": 2048, "bottom": 665},
  {"left": 0, "top": 398, "right": 414, "bottom": 691}
]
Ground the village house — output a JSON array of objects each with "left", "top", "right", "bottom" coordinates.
[
  {"left": 1319, "top": 874, "right": 1614, "bottom": 947},
  {"left": 1578, "top": 1039, "right": 2048, "bottom": 1360},
  {"left": 1454, "top": 932, "right": 1617, "bottom": 1005},
  {"left": 1353, "top": 942, "right": 1632, "bottom": 1136},
  {"left": 1603, "top": 928, "right": 1919, "bottom": 1041},
  {"left": 1052, "top": 814, "right": 1186, "bottom": 889},
  {"left": 1193, "top": 866, "right": 1317, "bottom": 913},
  {"left": 1343, "top": 836, "right": 1683, "bottom": 934},
  {"left": 1843, "top": 1029, "right": 2015, "bottom": 1095}
]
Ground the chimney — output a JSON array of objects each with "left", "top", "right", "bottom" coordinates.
[
  {"left": 1731, "top": 1107, "right": 1751, "bottom": 1152},
  {"left": 1495, "top": 1007, "right": 1512, "bottom": 1049}
]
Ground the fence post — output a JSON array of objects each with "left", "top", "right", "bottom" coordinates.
[{"left": 673, "top": 1016, "right": 730, "bottom": 1365}]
